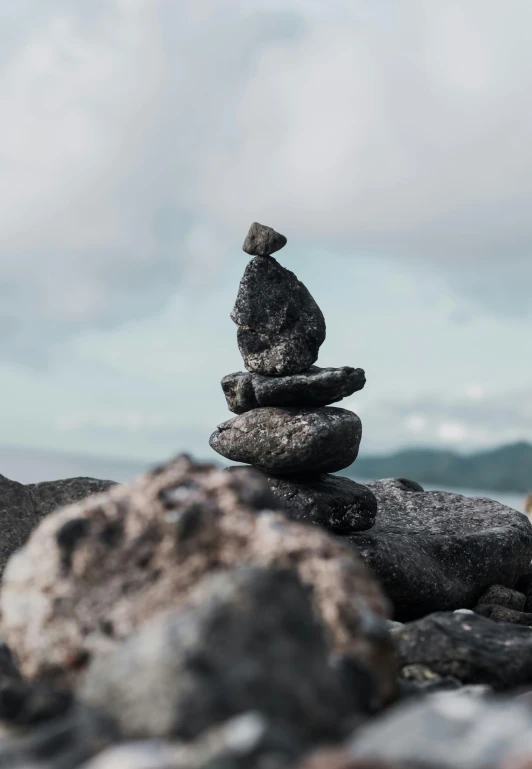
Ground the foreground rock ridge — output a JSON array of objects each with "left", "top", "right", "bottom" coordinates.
[
  {"left": 211, "top": 221, "right": 376, "bottom": 533},
  {"left": 0, "top": 224, "right": 531, "bottom": 767}
]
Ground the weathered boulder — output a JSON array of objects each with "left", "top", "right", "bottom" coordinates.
[
  {"left": 0, "top": 457, "right": 395, "bottom": 704},
  {"left": 349, "top": 479, "right": 532, "bottom": 618},
  {"left": 349, "top": 692, "right": 532, "bottom": 769},
  {"left": 474, "top": 605, "right": 532, "bottom": 626},
  {"left": 240, "top": 470, "right": 377, "bottom": 533},
  {"left": 231, "top": 256, "right": 326, "bottom": 376},
  {"left": 0, "top": 474, "right": 115, "bottom": 578},
  {"left": 210, "top": 407, "right": 361, "bottom": 474},
  {"left": 476, "top": 584, "right": 526, "bottom": 612},
  {"left": 82, "top": 567, "right": 370, "bottom": 741},
  {"left": 394, "top": 611, "right": 532, "bottom": 690},
  {"left": 242, "top": 222, "right": 287, "bottom": 257},
  {"left": 221, "top": 367, "right": 366, "bottom": 414}
]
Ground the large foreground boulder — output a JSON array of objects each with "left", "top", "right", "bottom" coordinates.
[
  {"left": 349, "top": 479, "right": 532, "bottom": 618},
  {"left": 0, "top": 474, "right": 115, "bottom": 578},
  {"left": 82, "top": 567, "right": 370, "bottom": 741},
  {"left": 0, "top": 457, "right": 395, "bottom": 704}
]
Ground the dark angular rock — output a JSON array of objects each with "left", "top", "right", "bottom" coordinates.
[
  {"left": 474, "top": 604, "right": 532, "bottom": 626},
  {"left": 394, "top": 611, "right": 532, "bottom": 689},
  {"left": 476, "top": 584, "right": 526, "bottom": 612},
  {"left": 0, "top": 474, "right": 115, "bottom": 579},
  {"left": 348, "top": 479, "right": 532, "bottom": 619},
  {"left": 349, "top": 692, "right": 532, "bottom": 769},
  {"left": 231, "top": 257, "right": 326, "bottom": 376},
  {"left": 262, "top": 471, "right": 377, "bottom": 533},
  {"left": 221, "top": 366, "right": 366, "bottom": 414},
  {"left": 243, "top": 222, "right": 287, "bottom": 257},
  {"left": 210, "top": 407, "right": 362, "bottom": 475},
  {"left": 82, "top": 567, "right": 370, "bottom": 742}
]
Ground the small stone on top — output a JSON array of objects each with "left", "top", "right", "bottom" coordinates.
[{"left": 243, "top": 222, "right": 287, "bottom": 257}]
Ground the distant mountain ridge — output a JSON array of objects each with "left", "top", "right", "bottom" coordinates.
[{"left": 347, "top": 441, "right": 532, "bottom": 494}]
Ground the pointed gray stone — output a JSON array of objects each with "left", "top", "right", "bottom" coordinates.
[
  {"left": 231, "top": 257, "right": 326, "bottom": 376},
  {"left": 242, "top": 222, "right": 287, "bottom": 256}
]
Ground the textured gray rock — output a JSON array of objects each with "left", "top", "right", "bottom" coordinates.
[
  {"left": 349, "top": 479, "right": 532, "bottom": 618},
  {"left": 476, "top": 584, "right": 526, "bottom": 612},
  {"left": 0, "top": 474, "right": 115, "bottom": 578},
  {"left": 83, "top": 567, "right": 369, "bottom": 741},
  {"left": 221, "top": 367, "right": 366, "bottom": 414},
  {"left": 0, "top": 456, "right": 394, "bottom": 704},
  {"left": 474, "top": 604, "right": 532, "bottom": 626},
  {"left": 231, "top": 256, "right": 326, "bottom": 376},
  {"left": 242, "top": 222, "right": 287, "bottom": 257},
  {"left": 260, "top": 471, "right": 376, "bottom": 533},
  {"left": 394, "top": 611, "right": 532, "bottom": 689},
  {"left": 349, "top": 692, "right": 532, "bottom": 769},
  {"left": 210, "top": 407, "right": 361, "bottom": 474}
]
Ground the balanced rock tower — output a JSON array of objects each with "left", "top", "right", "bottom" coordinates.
[{"left": 210, "top": 223, "right": 377, "bottom": 533}]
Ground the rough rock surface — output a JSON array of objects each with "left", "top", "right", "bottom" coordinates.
[
  {"left": 476, "top": 584, "right": 526, "bottom": 612},
  {"left": 221, "top": 366, "right": 366, "bottom": 414},
  {"left": 394, "top": 611, "right": 532, "bottom": 689},
  {"left": 210, "top": 407, "right": 362, "bottom": 474},
  {"left": 474, "top": 605, "right": 532, "bottom": 626},
  {"left": 231, "top": 256, "right": 326, "bottom": 376},
  {"left": 349, "top": 478, "right": 532, "bottom": 618},
  {"left": 0, "top": 457, "right": 394, "bottom": 703},
  {"left": 241, "top": 470, "right": 377, "bottom": 533},
  {"left": 83, "top": 567, "right": 369, "bottom": 741},
  {"left": 349, "top": 692, "right": 532, "bottom": 769},
  {"left": 242, "top": 222, "right": 287, "bottom": 257},
  {"left": 0, "top": 474, "right": 115, "bottom": 578}
]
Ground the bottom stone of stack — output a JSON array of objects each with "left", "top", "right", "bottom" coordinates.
[{"left": 227, "top": 466, "right": 377, "bottom": 533}]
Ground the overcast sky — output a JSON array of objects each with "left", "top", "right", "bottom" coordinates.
[{"left": 1, "top": 0, "right": 531, "bottom": 467}]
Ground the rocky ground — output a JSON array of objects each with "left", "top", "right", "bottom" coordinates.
[{"left": 0, "top": 223, "right": 531, "bottom": 768}]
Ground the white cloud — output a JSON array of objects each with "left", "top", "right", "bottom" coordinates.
[
  {"left": 464, "top": 384, "right": 485, "bottom": 400},
  {"left": 436, "top": 421, "right": 468, "bottom": 443},
  {"left": 404, "top": 414, "right": 427, "bottom": 434}
]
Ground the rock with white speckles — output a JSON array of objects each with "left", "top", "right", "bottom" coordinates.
[{"left": 209, "top": 407, "right": 362, "bottom": 474}]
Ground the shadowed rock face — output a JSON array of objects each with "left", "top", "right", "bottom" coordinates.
[
  {"left": 242, "top": 222, "right": 287, "bottom": 256},
  {"left": 0, "top": 474, "right": 115, "bottom": 578},
  {"left": 210, "top": 407, "right": 362, "bottom": 475},
  {"left": 348, "top": 478, "right": 532, "bottom": 619},
  {"left": 231, "top": 256, "right": 326, "bottom": 376},
  {"left": 82, "top": 567, "right": 372, "bottom": 742},
  {"left": 221, "top": 366, "right": 366, "bottom": 414},
  {"left": 0, "top": 456, "right": 395, "bottom": 704}
]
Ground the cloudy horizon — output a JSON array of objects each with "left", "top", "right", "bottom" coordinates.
[{"left": 1, "top": 0, "right": 531, "bottom": 470}]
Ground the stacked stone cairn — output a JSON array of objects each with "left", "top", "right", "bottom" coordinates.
[{"left": 209, "top": 222, "right": 378, "bottom": 533}]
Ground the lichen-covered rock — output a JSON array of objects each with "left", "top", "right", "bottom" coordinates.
[
  {"left": 231, "top": 256, "right": 326, "bottom": 376},
  {"left": 0, "top": 474, "right": 115, "bottom": 579},
  {"left": 221, "top": 367, "right": 366, "bottom": 414},
  {"left": 242, "top": 222, "right": 287, "bottom": 257},
  {"left": 394, "top": 611, "right": 532, "bottom": 690},
  {"left": 0, "top": 457, "right": 394, "bottom": 703},
  {"left": 210, "top": 408, "right": 361, "bottom": 474},
  {"left": 349, "top": 479, "right": 532, "bottom": 618},
  {"left": 82, "top": 567, "right": 372, "bottom": 741},
  {"left": 234, "top": 469, "right": 377, "bottom": 533}
]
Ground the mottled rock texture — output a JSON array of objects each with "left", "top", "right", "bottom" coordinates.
[
  {"left": 221, "top": 366, "right": 366, "bottom": 414},
  {"left": 474, "top": 605, "right": 532, "bottom": 626},
  {"left": 349, "top": 692, "right": 532, "bottom": 769},
  {"left": 242, "top": 222, "right": 287, "bottom": 257},
  {"left": 0, "top": 457, "right": 394, "bottom": 703},
  {"left": 83, "top": 567, "right": 370, "bottom": 741},
  {"left": 0, "top": 474, "right": 115, "bottom": 578},
  {"left": 231, "top": 256, "right": 326, "bottom": 376},
  {"left": 476, "top": 584, "right": 526, "bottom": 612},
  {"left": 210, "top": 407, "right": 361, "bottom": 475},
  {"left": 231, "top": 469, "right": 377, "bottom": 533},
  {"left": 349, "top": 478, "right": 532, "bottom": 619},
  {"left": 394, "top": 611, "right": 532, "bottom": 689}
]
